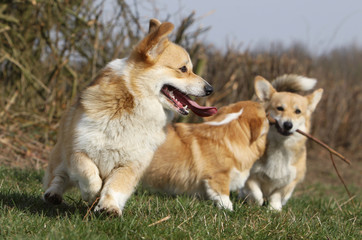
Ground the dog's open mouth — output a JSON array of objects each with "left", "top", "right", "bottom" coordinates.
[
  {"left": 275, "top": 122, "right": 293, "bottom": 136},
  {"left": 161, "top": 85, "right": 217, "bottom": 117}
]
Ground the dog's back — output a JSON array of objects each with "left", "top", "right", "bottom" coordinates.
[{"left": 143, "top": 101, "right": 268, "bottom": 210}]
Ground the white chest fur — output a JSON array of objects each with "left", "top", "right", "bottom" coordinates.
[
  {"left": 74, "top": 97, "right": 167, "bottom": 178},
  {"left": 251, "top": 130, "right": 298, "bottom": 187}
]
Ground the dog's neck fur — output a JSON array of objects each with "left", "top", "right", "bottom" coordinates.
[{"left": 255, "top": 125, "right": 305, "bottom": 181}]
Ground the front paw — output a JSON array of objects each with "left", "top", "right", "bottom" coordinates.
[
  {"left": 43, "top": 191, "right": 62, "bottom": 205},
  {"left": 94, "top": 194, "right": 122, "bottom": 217},
  {"left": 268, "top": 202, "right": 282, "bottom": 211},
  {"left": 94, "top": 204, "right": 122, "bottom": 217},
  {"left": 216, "top": 196, "right": 234, "bottom": 211},
  {"left": 81, "top": 191, "right": 99, "bottom": 204},
  {"left": 79, "top": 179, "right": 102, "bottom": 204}
]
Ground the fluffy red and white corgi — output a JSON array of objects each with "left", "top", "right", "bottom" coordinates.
[
  {"left": 42, "top": 18, "right": 217, "bottom": 216},
  {"left": 241, "top": 75, "right": 323, "bottom": 211},
  {"left": 142, "top": 101, "right": 269, "bottom": 210}
]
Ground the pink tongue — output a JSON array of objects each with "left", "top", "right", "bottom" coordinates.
[{"left": 173, "top": 90, "right": 217, "bottom": 117}]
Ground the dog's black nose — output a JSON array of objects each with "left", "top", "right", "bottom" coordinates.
[
  {"left": 283, "top": 121, "right": 293, "bottom": 131},
  {"left": 204, "top": 84, "right": 213, "bottom": 96}
]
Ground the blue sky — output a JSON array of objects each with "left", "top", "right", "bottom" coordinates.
[{"left": 128, "top": 0, "right": 362, "bottom": 54}]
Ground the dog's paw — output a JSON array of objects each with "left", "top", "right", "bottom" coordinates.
[
  {"left": 79, "top": 178, "right": 102, "bottom": 204},
  {"left": 81, "top": 191, "right": 99, "bottom": 204},
  {"left": 94, "top": 204, "right": 122, "bottom": 217},
  {"left": 43, "top": 192, "right": 62, "bottom": 205},
  {"left": 216, "top": 195, "right": 234, "bottom": 211},
  {"left": 268, "top": 202, "right": 282, "bottom": 211}
]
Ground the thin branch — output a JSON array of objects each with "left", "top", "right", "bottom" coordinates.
[
  {"left": 83, "top": 197, "right": 100, "bottom": 220},
  {"left": 296, "top": 129, "right": 351, "bottom": 165},
  {"left": 0, "top": 90, "right": 18, "bottom": 119},
  {"left": 329, "top": 153, "right": 354, "bottom": 202}
]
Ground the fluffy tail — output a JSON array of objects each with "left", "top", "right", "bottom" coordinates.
[{"left": 271, "top": 74, "right": 317, "bottom": 92}]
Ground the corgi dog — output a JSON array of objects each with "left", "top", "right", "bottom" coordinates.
[
  {"left": 42, "top": 18, "right": 217, "bottom": 216},
  {"left": 142, "top": 101, "right": 269, "bottom": 211},
  {"left": 241, "top": 75, "right": 323, "bottom": 211}
]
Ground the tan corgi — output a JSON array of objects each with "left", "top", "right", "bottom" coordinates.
[
  {"left": 42, "top": 18, "right": 217, "bottom": 216},
  {"left": 241, "top": 75, "right": 323, "bottom": 211},
  {"left": 142, "top": 101, "right": 269, "bottom": 210}
]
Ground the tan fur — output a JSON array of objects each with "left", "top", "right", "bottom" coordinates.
[
  {"left": 242, "top": 75, "right": 323, "bottom": 211},
  {"left": 43, "top": 19, "right": 213, "bottom": 216},
  {"left": 142, "top": 101, "right": 269, "bottom": 210}
]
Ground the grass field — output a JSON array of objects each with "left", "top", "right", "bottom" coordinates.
[
  {"left": 1, "top": 2, "right": 361, "bottom": 239},
  {"left": 0, "top": 166, "right": 360, "bottom": 239}
]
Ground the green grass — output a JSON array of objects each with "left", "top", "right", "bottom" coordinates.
[{"left": 0, "top": 166, "right": 360, "bottom": 239}]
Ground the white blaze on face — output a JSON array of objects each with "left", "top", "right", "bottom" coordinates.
[{"left": 206, "top": 108, "right": 243, "bottom": 126}]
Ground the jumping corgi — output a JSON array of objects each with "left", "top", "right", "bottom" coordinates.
[
  {"left": 241, "top": 75, "right": 323, "bottom": 211},
  {"left": 42, "top": 18, "right": 217, "bottom": 216},
  {"left": 142, "top": 101, "right": 269, "bottom": 211}
]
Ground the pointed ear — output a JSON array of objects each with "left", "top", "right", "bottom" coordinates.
[
  {"left": 148, "top": 18, "right": 161, "bottom": 33},
  {"left": 307, "top": 88, "right": 323, "bottom": 112},
  {"left": 254, "top": 76, "right": 276, "bottom": 101},
  {"left": 135, "top": 21, "right": 174, "bottom": 61}
]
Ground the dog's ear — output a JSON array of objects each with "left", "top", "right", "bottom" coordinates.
[
  {"left": 135, "top": 20, "right": 174, "bottom": 62},
  {"left": 254, "top": 76, "right": 276, "bottom": 101},
  {"left": 306, "top": 88, "right": 323, "bottom": 112},
  {"left": 148, "top": 18, "right": 161, "bottom": 33}
]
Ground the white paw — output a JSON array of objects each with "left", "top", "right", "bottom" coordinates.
[
  {"left": 81, "top": 190, "right": 99, "bottom": 204},
  {"left": 94, "top": 196, "right": 122, "bottom": 216},
  {"left": 216, "top": 195, "right": 233, "bottom": 211},
  {"left": 94, "top": 190, "right": 129, "bottom": 216},
  {"left": 268, "top": 201, "right": 282, "bottom": 211},
  {"left": 94, "top": 204, "right": 122, "bottom": 216},
  {"left": 79, "top": 178, "right": 102, "bottom": 203},
  {"left": 245, "top": 195, "right": 264, "bottom": 206}
]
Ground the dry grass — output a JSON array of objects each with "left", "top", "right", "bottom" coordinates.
[{"left": 0, "top": 0, "right": 361, "bottom": 177}]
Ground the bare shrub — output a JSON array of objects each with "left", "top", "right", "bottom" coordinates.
[{"left": 0, "top": 1, "right": 360, "bottom": 168}]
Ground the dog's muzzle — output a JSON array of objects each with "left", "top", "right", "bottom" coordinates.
[{"left": 275, "top": 121, "right": 293, "bottom": 136}]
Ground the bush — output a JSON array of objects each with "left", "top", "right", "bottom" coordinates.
[{"left": 0, "top": 0, "right": 360, "bottom": 168}]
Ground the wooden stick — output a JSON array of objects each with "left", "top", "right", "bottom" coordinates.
[
  {"left": 148, "top": 215, "right": 171, "bottom": 227},
  {"left": 296, "top": 129, "right": 351, "bottom": 165},
  {"left": 329, "top": 153, "right": 353, "bottom": 200},
  {"left": 83, "top": 197, "right": 100, "bottom": 220},
  {"left": 267, "top": 115, "right": 351, "bottom": 165}
]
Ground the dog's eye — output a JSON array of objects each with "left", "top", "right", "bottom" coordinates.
[
  {"left": 179, "top": 66, "right": 187, "bottom": 73},
  {"left": 276, "top": 106, "right": 284, "bottom": 111},
  {"left": 295, "top": 109, "right": 301, "bottom": 114}
]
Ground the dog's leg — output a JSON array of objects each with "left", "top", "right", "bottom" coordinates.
[
  {"left": 244, "top": 179, "right": 264, "bottom": 206},
  {"left": 68, "top": 152, "right": 103, "bottom": 203},
  {"left": 203, "top": 175, "right": 233, "bottom": 211},
  {"left": 280, "top": 179, "right": 298, "bottom": 206},
  {"left": 268, "top": 191, "right": 282, "bottom": 211},
  {"left": 94, "top": 162, "right": 143, "bottom": 216},
  {"left": 43, "top": 164, "right": 69, "bottom": 205}
]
